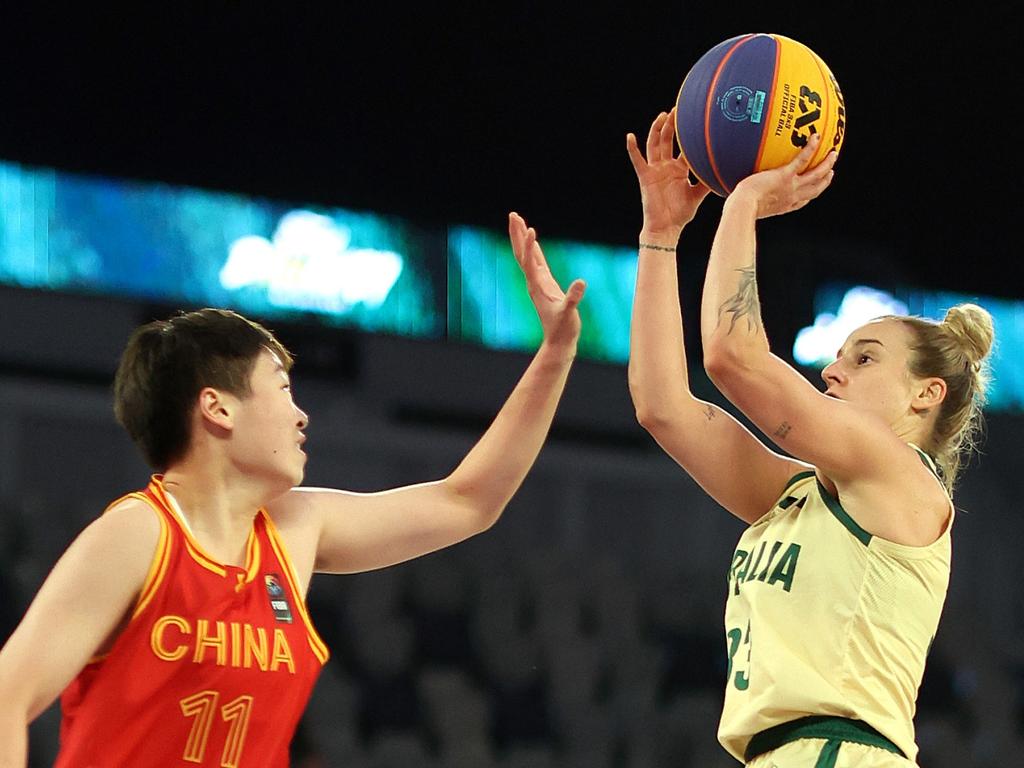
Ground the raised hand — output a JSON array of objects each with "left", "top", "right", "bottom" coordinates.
[
  {"left": 508, "top": 212, "right": 585, "bottom": 351},
  {"left": 626, "top": 108, "right": 711, "bottom": 239},
  {"left": 730, "top": 133, "right": 837, "bottom": 218}
]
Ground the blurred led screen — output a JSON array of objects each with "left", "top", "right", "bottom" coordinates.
[
  {"left": 0, "top": 160, "right": 444, "bottom": 337},
  {"left": 795, "top": 283, "right": 1023, "bottom": 413},
  {"left": 448, "top": 225, "right": 636, "bottom": 363}
]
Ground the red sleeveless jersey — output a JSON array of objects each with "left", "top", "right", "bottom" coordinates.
[{"left": 56, "top": 477, "right": 329, "bottom": 767}]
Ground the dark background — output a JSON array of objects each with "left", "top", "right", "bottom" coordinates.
[
  {"left": 1, "top": 5, "right": 1022, "bottom": 767},
  {"left": 0, "top": 3, "right": 1018, "bottom": 303}
]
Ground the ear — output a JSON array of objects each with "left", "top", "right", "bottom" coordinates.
[
  {"left": 197, "top": 387, "right": 236, "bottom": 431},
  {"left": 912, "top": 377, "right": 947, "bottom": 413}
]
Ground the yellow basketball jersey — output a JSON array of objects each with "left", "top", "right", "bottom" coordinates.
[{"left": 718, "top": 454, "right": 952, "bottom": 764}]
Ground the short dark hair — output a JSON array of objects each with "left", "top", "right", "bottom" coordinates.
[{"left": 113, "top": 308, "right": 292, "bottom": 470}]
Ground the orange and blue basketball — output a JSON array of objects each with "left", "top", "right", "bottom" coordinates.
[{"left": 675, "top": 33, "right": 846, "bottom": 197}]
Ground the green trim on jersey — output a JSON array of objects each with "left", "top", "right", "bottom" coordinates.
[
  {"left": 911, "top": 445, "right": 942, "bottom": 481},
  {"left": 815, "top": 478, "right": 872, "bottom": 546},
  {"left": 744, "top": 715, "right": 905, "bottom": 762},
  {"left": 781, "top": 470, "right": 816, "bottom": 498},
  {"left": 809, "top": 447, "right": 941, "bottom": 548}
]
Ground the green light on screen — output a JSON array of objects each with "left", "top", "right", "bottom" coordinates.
[{"left": 448, "top": 226, "right": 637, "bottom": 363}]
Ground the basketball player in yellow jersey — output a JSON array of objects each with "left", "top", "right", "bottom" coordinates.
[{"left": 626, "top": 110, "right": 994, "bottom": 767}]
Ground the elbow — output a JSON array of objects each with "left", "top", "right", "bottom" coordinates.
[
  {"left": 470, "top": 492, "right": 507, "bottom": 533},
  {"left": 630, "top": 387, "right": 686, "bottom": 437},
  {"left": 633, "top": 402, "right": 671, "bottom": 434},
  {"left": 465, "top": 500, "right": 506, "bottom": 540},
  {"left": 628, "top": 371, "right": 669, "bottom": 433},
  {"left": 628, "top": 381, "right": 662, "bottom": 432},
  {"left": 702, "top": 345, "right": 730, "bottom": 384},
  {"left": 703, "top": 322, "right": 772, "bottom": 381},
  {"left": 703, "top": 342, "right": 747, "bottom": 388},
  {"left": 704, "top": 345, "right": 771, "bottom": 410},
  {"left": 479, "top": 506, "right": 504, "bottom": 534},
  {"left": 443, "top": 477, "right": 507, "bottom": 536}
]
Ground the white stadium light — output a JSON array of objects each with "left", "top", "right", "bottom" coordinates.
[
  {"left": 220, "top": 210, "right": 404, "bottom": 314},
  {"left": 793, "top": 286, "right": 909, "bottom": 368}
]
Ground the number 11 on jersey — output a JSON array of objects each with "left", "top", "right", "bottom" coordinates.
[{"left": 180, "top": 690, "right": 254, "bottom": 767}]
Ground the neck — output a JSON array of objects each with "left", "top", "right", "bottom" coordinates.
[
  {"left": 892, "top": 411, "right": 936, "bottom": 455},
  {"left": 160, "top": 451, "right": 278, "bottom": 566}
]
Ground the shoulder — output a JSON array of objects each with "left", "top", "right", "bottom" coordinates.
[
  {"left": 265, "top": 487, "right": 327, "bottom": 529},
  {"left": 265, "top": 486, "right": 361, "bottom": 526},
  {"left": 99, "top": 493, "right": 164, "bottom": 538},
  {"left": 73, "top": 494, "right": 165, "bottom": 576},
  {"left": 264, "top": 486, "right": 361, "bottom": 548},
  {"left": 827, "top": 445, "right": 952, "bottom": 546},
  {"left": 263, "top": 488, "right": 344, "bottom": 593},
  {"left": 26, "top": 493, "right": 164, "bottom": 628}
]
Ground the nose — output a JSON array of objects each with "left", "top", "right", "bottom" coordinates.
[
  {"left": 296, "top": 406, "right": 309, "bottom": 430},
  {"left": 820, "top": 360, "right": 845, "bottom": 388}
]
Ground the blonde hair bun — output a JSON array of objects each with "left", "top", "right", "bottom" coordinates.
[{"left": 942, "top": 303, "right": 994, "bottom": 369}]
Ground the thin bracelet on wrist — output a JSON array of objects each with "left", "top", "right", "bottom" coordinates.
[{"left": 639, "top": 242, "right": 677, "bottom": 252}]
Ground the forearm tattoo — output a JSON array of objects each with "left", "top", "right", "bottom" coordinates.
[{"left": 718, "top": 264, "right": 762, "bottom": 335}]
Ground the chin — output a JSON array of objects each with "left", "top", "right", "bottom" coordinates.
[
  {"left": 267, "top": 466, "right": 305, "bottom": 496},
  {"left": 283, "top": 464, "right": 305, "bottom": 489}
]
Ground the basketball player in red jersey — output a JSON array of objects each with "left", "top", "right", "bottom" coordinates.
[{"left": 0, "top": 212, "right": 585, "bottom": 767}]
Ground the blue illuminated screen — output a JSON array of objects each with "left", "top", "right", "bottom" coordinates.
[
  {"left": 0, "top": 161, "right": 444, "bottom": 338},
  {"left": 795, "top": 283, "right": 1023, "bottom": 413},
  {"left": 3, "top": 158, "right": 1022, "bottom": 413}
]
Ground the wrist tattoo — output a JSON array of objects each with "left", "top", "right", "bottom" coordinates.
[{"left": 639, "top": 242, "right": 676, "bottom": 252}]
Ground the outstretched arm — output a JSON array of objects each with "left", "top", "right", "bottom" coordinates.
[
  {"left": 626, "top": 110, "right": 809, "bottom": 524},
  {"left": 626, "top": 109, "right": 710, "bottom": 422},
  {"left": 270, "top": 213, "right": 584, "bottom": 577},
  {"left": 700, "top": 136, "right": 889, "bottom": 483}
]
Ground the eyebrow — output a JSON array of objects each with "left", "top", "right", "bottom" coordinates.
[
  {"left": 263, "top": 348, "right": 285, "bottom": 370},
  {"left": 270, "top": 359, "right": 290, "bottom": 380},
  {"left": 836, "top": 338, "right": 886, "bottom": 358}
]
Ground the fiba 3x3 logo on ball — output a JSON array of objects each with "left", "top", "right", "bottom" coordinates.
[{"left": 675, "top": 33, "right": 846, "bottom": 197}]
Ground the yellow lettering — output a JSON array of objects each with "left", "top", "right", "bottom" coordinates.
[
  {"left": 151, "top": 615, "right": 191, "bottom": 662},
  {"left": 179, "top": 690, "right": 219, "bottom": 762},
  {"left": 230, "top": 622, "right": 241, "bottom": 668},
  {"left": 178, "top": 689, "right": 254, "bottom": 766},
  {"left": 220, "top": 695, "right": 254, "bottom": 767},
  {"left": 270, "top": 629, "right": 295, "bottom": 674},
  {"left": 152, "top": 615, "right": 296, "bottom": 674},
  {"left": 243, "top": 625, "right": 268, "bottom": 671},
  {"left": 193, "top": 619, "right": 227, "bottom": 666}
]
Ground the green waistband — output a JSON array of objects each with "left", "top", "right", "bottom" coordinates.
[{"left": 744, "top": 716, "right": 906, "bottom": 762}]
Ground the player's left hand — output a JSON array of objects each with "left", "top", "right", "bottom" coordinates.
[
  {"left": 626, "top": 108, "right": 711, "bottom": 238},
  {"left": 730, "top": 133, "right": 837, "bottom": 218},
  {"left": 508, "top": 212, "right": 585, "bottom": 351}
]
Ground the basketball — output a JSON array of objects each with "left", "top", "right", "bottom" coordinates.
[{"left": 675, "top": 33, "right": 846, "bottom": 197}]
